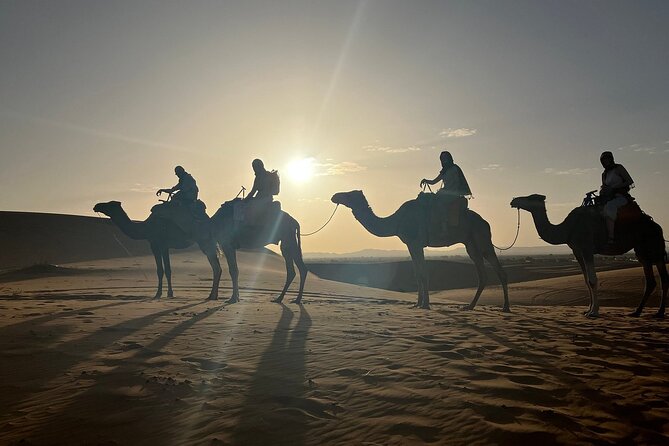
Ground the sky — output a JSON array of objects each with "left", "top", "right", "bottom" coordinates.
[{"left": 1, "top": 0, "right": 668, "bottom": 253}]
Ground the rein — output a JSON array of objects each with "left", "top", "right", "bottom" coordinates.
[
  {"left": 492, "top": 208, "right": 521, "bottom": 251},
  {"left": 300, "top": 204, "right": 339, "bottom": 237}
]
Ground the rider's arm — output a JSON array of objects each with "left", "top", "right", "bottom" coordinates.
[
  {"left": 244, "top": 177, "right": 259, "bottom": 200},
  {"left": 420, "top": 173, "right": 443, "bottom": 187},
  {"left": 616, "top": 165, "right": 634, "bottom": 188}
]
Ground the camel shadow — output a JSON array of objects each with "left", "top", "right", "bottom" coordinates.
[
  {"left": 4, "top": 302, "right": 228, "bottom": 444},
  {"left": 230, "top": 304, "right": 312, "bottom": 446}
]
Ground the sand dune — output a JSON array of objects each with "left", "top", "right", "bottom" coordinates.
[
  {"left": 1, "top": 250, "right": 668, "bottom": 445},
  {"left": 0, "top": 211, "right": 154, "bottom": 269}
]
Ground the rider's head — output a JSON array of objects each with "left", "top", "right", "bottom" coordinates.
[
  {"left": 252, "top": 158, "right": 265, "bottom": 174},
  {"left": 440, "top": 151, "right": 454, "bottom": 169},
  {"left": 600, "top": 151, "right": 614, "bottom": 169},
  {"left": 174, "top": 165, "right": 186, "bottom": 177}
]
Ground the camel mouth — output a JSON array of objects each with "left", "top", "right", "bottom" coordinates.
[
  {"left": 93, "top": 203, "right": 103, "bottom": 213},
  {"left": 331, "top": 193, "right": 343, "bottom": 204},
  {"left": 510, "top": 198, "right": 519, "bottom": 208}
]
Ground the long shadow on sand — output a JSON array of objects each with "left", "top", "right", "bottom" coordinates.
[
  {"left": 0, "top": 299, "right": 205, "bottom": 421},
  {"left": 2, "top": 302, "right": 229, "bottom": 444},
  {"left": 230, "top": 304, "right": 312, "bottom": 446}
]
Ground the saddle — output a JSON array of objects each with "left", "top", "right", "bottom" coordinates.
[
  {"left": 416, "top": 192, "right": 468, "bottom": 244},
  {"left": 150, "top": 199, "right": 209, "bottom": 237},
  {"left": 225, "top": 198, "right": 283, "bottom": 246}
]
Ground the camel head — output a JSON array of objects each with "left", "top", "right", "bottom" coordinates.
[
  {"left": 93, "top": 201, "right": 123, "bottom": 217},
  {"left": 510, "top": 194, "right": 547, "bottom": 212},
  {"left": 331, "top": 190, "right": 369, "bottom": 210}
]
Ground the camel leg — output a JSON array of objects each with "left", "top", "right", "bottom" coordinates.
[
  {"left": 577, "top": 250, "right": 599, "bottom": 317},
  {"left": 482, "top": 247, "right": 510, "bottom": 312},
  {"left": 221, "top": 244, "right": 240, "bottom": 303},
  {"left": 292, "top": 244, "right": 308, "bottom": 305},
  {"left": 655, "top": 261, "right": 668, "bottom": 318},
  {"left": 152, "top": 245, "right": 164, "bottom": 299},
  {"left": 465, "top": 242, "right": 487, "bottom": 311},
  {"left": 408, "top": 244, "right": 429, "bottom": 309},
  {"left": 274, "top": 242, "right": 296, "bottom": 304},
  {"left": 630, "top": 262, "right": 655, "bottom": 317},
  {"left": 573, "top": 251, "right": 594, "bottom": 315},
  {"left": 162, "top": 249, "right": 174, "bottom": 298},
  {"left": 204, "top": 245, "right": 222, "bottom": 300}
]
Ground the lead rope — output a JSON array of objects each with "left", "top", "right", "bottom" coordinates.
[
  {"left": 492, "top": 208, "right": 521, "bottom": 251},
  {"left": 300, "top": 204, "right": 339, "bottom": 237}
]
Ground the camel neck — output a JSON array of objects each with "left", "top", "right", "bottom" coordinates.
[
  {"left": 352, "top": 206, "right": 398, "bottom": 238},
  {"left": 528, "top": 207, "right": 568, "bottom": 245},
  {"left": 107, "top": 208, "right": 148, "bottom": 240}
]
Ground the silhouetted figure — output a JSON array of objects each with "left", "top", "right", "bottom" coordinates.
[
  {"left": 331, "top": 190, "right": 509, "bottom": 311},
  {"left": 599, "top": 151, "right": 634, "bottom": 243},
  {"left": 511, "top": 194, "right": 667, "bottom": 318},
  {"left": 156, "top": 165, "right": 199, "bottom": 205},
  {"left": 420, "top": 151, "right": 472, "bottom": 235},
  {"left": 93, "top": 201, "right": 222, "bottom": 300},
  {"left": 240, "top": 159, "right": 280, "bottom": 224}
]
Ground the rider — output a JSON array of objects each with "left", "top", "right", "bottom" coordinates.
[
  {"left": 242, "top": 159, "right": 275, "bottom": 222},
  {"left": 420, "top": 151, "right": 472, "bottom": 233},
  {"left": 243, "top": 159, "right": 274, "bottom": 205},
  {"left": 599, "top": 151, "right": 634, "bottom": 243},
  {"left": 156, "top": 165, "right": 199, "bottom": 206}
]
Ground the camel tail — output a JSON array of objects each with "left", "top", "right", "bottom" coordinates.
[{"left": 296, "top": 221, "right": 302, "bottom": 253}]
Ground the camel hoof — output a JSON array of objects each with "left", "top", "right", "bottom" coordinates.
[
  {"left": 653, "top": 311, "right": 665, "bottom": 319},
  {"left": 271, "top": 298, "right": 283, "bottom": 304},
  {"left": 167, "top": 292, "right": 174, "bottom": 298},
  {"left": 207, "top": 295, "right": 218, "bottom": 301},
  {"left": 291, "top": 298, "right": 303, "bottom": 305},
  {"left": 462, "top": 305, "right": 474, "bottom": 311},
  {"left": 629, "top": 310, "right": 641, "bottom": 318},
  {"left": 226, "top": 296, "right": 239, "bottom": 304},
  {"left": 502, "top": 306, "right": 511, "bottom": 313},
  {"left": 153, "top": 294, "right": 161, "bottom": 300},
  {"left": 585, "top": 312, "right": 599, "bottom": 318}
]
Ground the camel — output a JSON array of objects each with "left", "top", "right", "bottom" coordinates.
[
  {"left": 210, "top": 198, "right": 307, "bottom": 304},
  {"left": 510, "top": 194, "right": 668, "bottom": 317},
  {"left": 93, "top": 201, "right": 222, "bottom": 299},
  {"left": 331, "top": 190, "right": 509, "bottom": 311}
]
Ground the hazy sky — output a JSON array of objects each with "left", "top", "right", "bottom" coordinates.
[{"left": 1, "top": 0, "right": 668, "bottom": 253}]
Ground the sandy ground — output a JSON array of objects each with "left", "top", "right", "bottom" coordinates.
[{"left": 1, "top": 250, "right": 668, "bottom": 445}]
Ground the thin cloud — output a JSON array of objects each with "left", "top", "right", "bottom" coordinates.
[
  {"left": 129, "top": 183, "right": 160, "bottom": 193},
  {"left": 479, "top": 164, "right": 502, "bottom": 171},
  {"left": 543, "top": 167, "right": 597, "bottom": 176},
  {"left": 616, "top": 143, "right": 661, "bottom": 155},
  {"left": 439, "top": 128, "right": 477, "bottom": 138},
  {"left": 364, "top": 144, "right": 421, "bottom": 153},
  {"left": 316, "top": 161, "right": 367, "bottom": 176}
]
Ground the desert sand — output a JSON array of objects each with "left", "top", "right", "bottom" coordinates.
[{"left": 1, "top": 250, "right": 668, "bottom": 445}]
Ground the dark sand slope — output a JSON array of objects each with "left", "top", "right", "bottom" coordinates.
[
  {"left": 1, "top": 251, "right": 668, "bottom": 445},
  {"left": 0, "top": 211, "right": 153, "bottom": 269}
]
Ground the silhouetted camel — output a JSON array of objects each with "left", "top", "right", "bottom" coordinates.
[
  {"left": 210, "top": 199, "right": 307, "bottom": 304},
  {"left": 331, "top": 190, "right": 509, "bottom": 311},
  {"left": 510, "top": 194, "right": 668, "bottom": 317},
  {"left": 93, "top": 201, "right": 222, "bottom": 299}
]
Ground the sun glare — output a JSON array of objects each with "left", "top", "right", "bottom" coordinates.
[{"left": 285, "top": 157, "right": 316, "bottom": 183}]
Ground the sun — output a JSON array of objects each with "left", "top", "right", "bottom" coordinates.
[{"left": 285, "top": 157, "right": 316, "bottom": 183}]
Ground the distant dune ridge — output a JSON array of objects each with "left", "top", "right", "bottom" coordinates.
[{"left": 0, "top": 211, "right": 153, "bottom": 269}]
